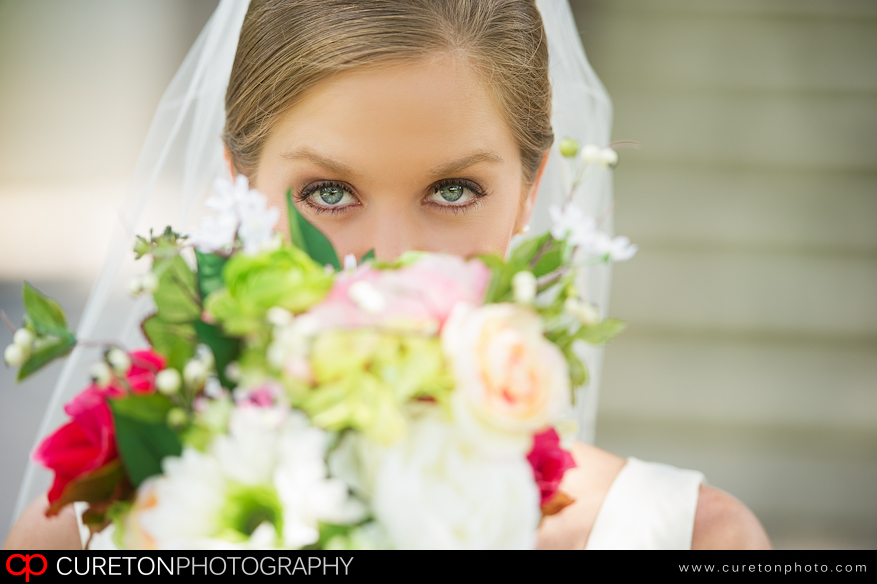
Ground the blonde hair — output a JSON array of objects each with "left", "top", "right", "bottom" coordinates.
[{"left": 224, "top": 0, "right": 553, "bottom": 184}]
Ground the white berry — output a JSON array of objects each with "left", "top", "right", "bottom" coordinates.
[
  {"left": 598, "top": 147, "right": 619, "bottom": 168},
  {"left": 107, "top": 348, "right": 131, "bottom": 374},
  {"left": 4, "top": 344, "right": 25, "bottom": 367},
  {"left": 183, "top": 359, "right": 207, "bottom": 388},
  {"left": 512, "top": 270, "right": 537, "bottom": 304},
  {"left": 155, "top": 369, "right": 182, "bottom": 395},
  {"left": 581, "top": 144, "right": 601, "bottom": 164},
  {"left": 13, "top": 328, "right": 34, "bottom": 349},
  {"left": 90, "top": 362, "right": 112, "bottom": 386}
]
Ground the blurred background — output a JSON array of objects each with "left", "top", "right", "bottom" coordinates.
[{"left": 1, "top": 0, "right": 875, "bottom": 548}]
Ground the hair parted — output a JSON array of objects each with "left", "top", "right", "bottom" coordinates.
[{"left": 223, "top": 0, "right": 553, "bottom": 184}]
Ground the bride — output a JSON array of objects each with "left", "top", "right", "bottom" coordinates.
[{"left": 5, "top": 0, "right": 769, "bottom": 550}]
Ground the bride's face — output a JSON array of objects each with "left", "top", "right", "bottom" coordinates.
[{"left": 252, "top": 54, "right": 544, "bottom": 261}]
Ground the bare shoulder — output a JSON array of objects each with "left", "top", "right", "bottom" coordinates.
[
  {"left": 692, "top": 485, "right": 772, "bottom": 550},
  {"left": 536, "top": 441, "right": 625, "bottom": 549},
  {"left": 3, "top": 496, "right": 81, "bottom": 550}
]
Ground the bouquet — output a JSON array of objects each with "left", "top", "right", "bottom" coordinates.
[{"left": 4, "top": 139, "right": 635, "bottom": 549}]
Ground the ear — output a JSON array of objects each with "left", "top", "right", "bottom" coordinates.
[{"left": 515, "top": 150, "right": 551, "bottom": 234}]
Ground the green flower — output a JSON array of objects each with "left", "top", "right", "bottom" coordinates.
[
  {"left": 298, "top": 330, "right": 452, "bottom": 443},
  {"left": 205, "top": 246, "right": 333, "bottom": 336}
]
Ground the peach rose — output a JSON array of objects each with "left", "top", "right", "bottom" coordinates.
[{"left": 441, "top": 303, "right": 570, "bottom": 433}]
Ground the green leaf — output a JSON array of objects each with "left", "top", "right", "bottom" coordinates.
[
  {"left": 532, "top": 248, "right": 564, "bottom": 278},
  {"left": 477, "top": 254, "right": 511, "bottom": 304},
  {"left": 22, "top": 282, "right": 69, "bottom": 336},
  {"left": 195, "top": 250, "right": 228, "bottom": 300},
  {"left": 286, "top": 190, "right": 341, "bottom": 270},
  {"left": 564, "top": 345, "right": 589, "bottom": 389},
  {"left": 111, "top": 393, "right": 175, "bottom": 424},
  {"left": 509, "top": 233, "right": 550, "bottom": 266},
  {"left": 195, "top": 320, "right": 241, "bottom": 388},
  {"left": 152, "top": 255, "right": 201, "bottom": 323},
  {"left": 16, "top": 332, "right": 76, "bottom": 382},
  {"left": 575, "top": 318, "right": 627, "bottom": 345},
  {"left": 360, "top": 249, "right": 375, "bottom": 263},
  {"left": 46, "top": 459, "right": 127, "bottom": 515},
  {"left": 142, "top": 315, "right": 195, "bottom": 370},
  {"left": 110, "top": 395, "right": 182, "bottom": 486}
]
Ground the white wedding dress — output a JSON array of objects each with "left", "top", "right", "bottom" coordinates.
[{"left": 75, "top": 457, "right": 704, "bottom": 550}]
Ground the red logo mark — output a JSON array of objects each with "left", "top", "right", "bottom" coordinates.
[{"left": 6, "top": 554, "right": 47, "bottom": 582}]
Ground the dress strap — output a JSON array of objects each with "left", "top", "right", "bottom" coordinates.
[{"left": 585, "top": 457, "right": 705, "bottom": 550}]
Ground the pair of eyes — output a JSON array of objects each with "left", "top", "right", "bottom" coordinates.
[{"left": 297, "top": 178, "right": 487, "bottom": 215}]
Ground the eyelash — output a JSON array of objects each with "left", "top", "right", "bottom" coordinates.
[
  {"left": 295, "top": 178, "right": 489, "bottom": 216},
  {"left": 295, "top": 181, "right": 356, "bottom": 216}
]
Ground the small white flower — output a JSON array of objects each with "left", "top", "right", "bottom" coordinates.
[
  {"left": 4, "top": 344, "right": 25, "bottom": 367},
  {"left": 183, "top": 359, "right": 208, "bottom": 388},
  {"left": 107, "top": 348, "right": 131, "bottom": 374},
  {"left": 12, "top": 328, "right": 34, "bottom": 349},
  {"left": 136, "top": 407, "right": 364, "bottom": 549},
  {"left": 549, "top": 204, "right": 597, "bottom": 247},
  {"left": 238, "top": 196, "right": 280, "bottom": 255},
  {"left": 586, "top": 232, "right": 638, "bottom": 262},
  {"left": 564, "top": 297, "right": 600, "bottom": 325},
  {"left": 189, "top": 212, "right": 238, "bottom": 254},
  {"left": 206, "top": 175, "right": 245, "bottom": 213},
  {"left": 156, "top": 369, "right": 182, "bottom": 395},
  {"left": 90, "top": 362, "right": 112, "bottom": 386},
  {"left": 343, "top": 253, "right": 357, "bottom": 271},
  {"left": 348, "top": 280, "right": 386, "bottom": 314},
  {"left": 511, "top": 270, "right": 537, "bottom": 304}
]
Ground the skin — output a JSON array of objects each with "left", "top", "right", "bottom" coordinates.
[
  {"left": 252, "top": 54, "right": 541, "bottom": 261},
  {"left": 4, "top": 54, "right": 770, "bottom": 550}
]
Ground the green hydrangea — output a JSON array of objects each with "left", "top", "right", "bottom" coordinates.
[
  {"left": 205, "top": 246, "right": 333, "bottom": 337},
  {"left": 297, "top": 330, "right": 452, "bottom": 443}
]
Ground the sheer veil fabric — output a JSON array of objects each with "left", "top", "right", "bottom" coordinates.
[{"left": 13, "top": 0, "right": 613, "bottom": 523}]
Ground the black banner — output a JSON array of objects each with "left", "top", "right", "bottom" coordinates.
[{"left": 1, "top": 550, "right": 872, "bottom": 580}]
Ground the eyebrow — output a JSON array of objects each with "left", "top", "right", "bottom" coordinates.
[
  {"left": 280, "top": 148, "right": 357, "bottom": 177},
  {"left": 428, "top": 151, "right": 504, "bottom": 178},
  {"left": 280, "top": 147, "right": 504, "bottom": 179}
]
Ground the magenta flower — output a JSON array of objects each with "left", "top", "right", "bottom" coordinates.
[{"left": 526, "top": 427, "right": 576, "bottom": 506}]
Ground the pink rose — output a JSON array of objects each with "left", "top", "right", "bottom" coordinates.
[
  {"left": 306, "top": 254, "right": 491, "bottom": 334},
  {"left": 526, "top": 427, "right": 576, "bottom": 505},
  {"left": 442, "top": 303, "right": 570, "bottom": 433},
  {"left": 33, "top": 386, "right": 121, "bottom": 507}
]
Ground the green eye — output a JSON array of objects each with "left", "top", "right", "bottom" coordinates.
[
  {"left": 438, "top": 184, "right": 464, "bottom": 202},
  {"left": 319, "top": 186, "right": 344, "bottom": 205}
]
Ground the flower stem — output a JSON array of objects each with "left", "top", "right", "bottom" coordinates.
[{"left": 0, "top": 310, "right": 15, "bottom": 334}]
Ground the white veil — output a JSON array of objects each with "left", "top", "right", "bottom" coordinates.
[{"left": 13, "top": 0, "right": 612, "bottom": 522}]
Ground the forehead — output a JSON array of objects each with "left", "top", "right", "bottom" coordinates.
[{"left": 262, "top": 54, "right": 520, "bottom": 178}]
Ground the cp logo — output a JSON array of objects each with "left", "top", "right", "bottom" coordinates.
[{"left": 6, "top": 554, "right": 47, "bottom": 582}]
